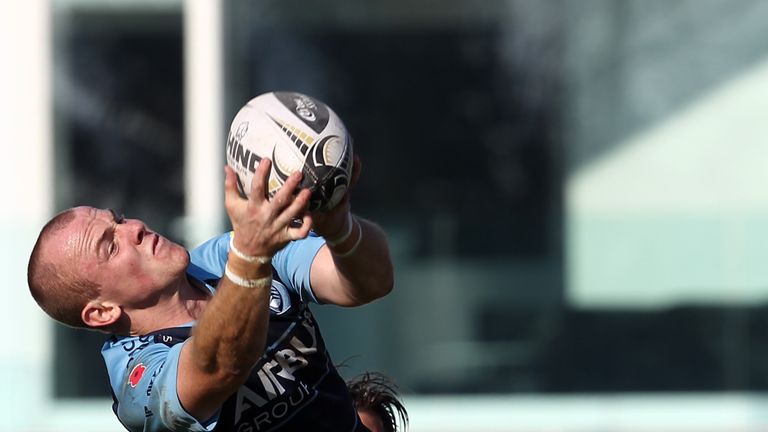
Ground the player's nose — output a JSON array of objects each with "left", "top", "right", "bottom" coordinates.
[{"left": 121, "top": 218, "right": 148, "bottom": 245}]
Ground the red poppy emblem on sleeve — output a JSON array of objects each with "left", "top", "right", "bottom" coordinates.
[{"left": 129, "top": 363, "right": 146, "bottom": 388}]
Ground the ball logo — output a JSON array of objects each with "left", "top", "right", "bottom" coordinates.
[
  {"left": 293, "top": 97, "right": 317, "bottom": 122},
  {"left": 128, "top": 363, "right": 146, "bottom": 388},
  {"left": 235, "top": 121, "right": 249, "bottom": 141}
]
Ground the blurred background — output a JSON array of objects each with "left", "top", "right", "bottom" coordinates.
[{"left": 3, "top": 0, "right": 768, "bottom": 430}]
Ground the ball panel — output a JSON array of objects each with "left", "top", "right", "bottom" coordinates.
[
  {"left": 266, "top": 113, "right": 321, "bottom": 184},
  {"left": 272, "top": 91, "right": 331, "bottom": 134}
]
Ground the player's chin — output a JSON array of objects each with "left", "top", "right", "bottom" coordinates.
[
  {"left": 170, "top": 252, "right": 191, "bottom": 279},
  {"left": 164, "top": 244, "right": 191, "bottom": 268},
  {"left": 180, "top": 247, "right": 192, "bottom": 264}
]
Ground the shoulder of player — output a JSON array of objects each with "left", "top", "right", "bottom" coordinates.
[{"left": 102, "top": 329, "right": 190, "bottom": 367}]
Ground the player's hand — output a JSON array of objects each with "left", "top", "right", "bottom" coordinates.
[
  {"left": 224, "top": 159, "right": 313, "bottom": 257},
  {"left": 312, "top": 154, "right": 361, "bottom": 238}
]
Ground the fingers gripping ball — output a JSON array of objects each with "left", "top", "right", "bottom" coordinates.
[{"left": 226, "top": 91, "right": 354, "bottom": 211}]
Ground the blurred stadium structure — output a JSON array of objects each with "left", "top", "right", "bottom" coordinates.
[{"left": 3, "top": 0, "right": 768, "bottom": 430}]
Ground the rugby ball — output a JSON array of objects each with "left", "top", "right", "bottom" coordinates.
[{"left": 226, "top": 91, "right": 353, "bottom": 211}]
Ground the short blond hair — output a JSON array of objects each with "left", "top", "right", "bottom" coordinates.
[{"left": 28, "top": 209, "right": 100, "bottom": 329}]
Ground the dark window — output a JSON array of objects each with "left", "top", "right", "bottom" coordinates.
[{"left": 52, "top": 9, "right": 183, "bottom": 398}]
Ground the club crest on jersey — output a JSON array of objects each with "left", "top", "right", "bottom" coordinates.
[
  {"left": 270, "top": 280, "right": 292, "bottom": 315},
  {"left": 128, "top": 363, "right": 146, "bottom": 388}
]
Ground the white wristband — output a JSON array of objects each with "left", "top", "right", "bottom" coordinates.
[
  {"left": 325, "top": 213, "right": 354, "bottom": 246},
  {"left": 229, "top": 237, "right": 271, "bottom": 264},
  {"left": 224, "top": 264, "right": 272, "bottom": 289},
  {"left": 331, "top": 220, "right": 363, "bottom": 258}
]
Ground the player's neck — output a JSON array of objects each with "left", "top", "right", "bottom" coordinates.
[
  {"left": 180, "top": 275, "right": 213, "bottom": 320},
  {"left": 127, "top": 277, "right": 211, "bottom": 336}
]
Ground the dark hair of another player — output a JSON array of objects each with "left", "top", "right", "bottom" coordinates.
[{"left": 347, "top": 372, "right": 409, "bottom": 432}]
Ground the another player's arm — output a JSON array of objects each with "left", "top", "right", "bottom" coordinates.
[
  {"left": 176, "top": 160, "right": 312, "bottom": 422},
  {"left": 310, "top": 157, "right": 394, "bottom": 306}
]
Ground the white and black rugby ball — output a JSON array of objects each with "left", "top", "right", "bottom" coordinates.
[{"left": 226, "top": 91, "right": 353, "bottom": 212}]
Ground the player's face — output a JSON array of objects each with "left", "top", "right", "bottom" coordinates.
[
  {"left": 358, "top": 408, "right": 385, "bottom": 432},
  {"left": 54, "top": 206, "right": 189, "bottom": 306}
]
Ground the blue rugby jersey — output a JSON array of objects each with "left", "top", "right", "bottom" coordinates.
[{"left": 102, "top": 232, "right": 369, "bottom": 432}]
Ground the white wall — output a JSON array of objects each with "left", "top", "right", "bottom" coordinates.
[
  {"left": 568, "top": 55, "right": 768, "bottom": 308},
  {"left": 0, "top": 0, "right": 59, "bottom": 429}
]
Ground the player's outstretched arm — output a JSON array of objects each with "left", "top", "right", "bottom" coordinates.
[
  {"left": 177, "top": 159, "right": 312, "bottom": 422},
  {"left": 310, "top": 156, "right": 395, "bottom": 306}
]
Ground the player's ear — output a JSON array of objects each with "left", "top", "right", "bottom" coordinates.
[{"left": 81, "top": 300, "right": 122, "bottom": 329}]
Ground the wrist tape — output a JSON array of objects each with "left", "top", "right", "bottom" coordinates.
[
  {"left": 325, "top": 213, "right": 354, "bottom": 246},
  {"left": 224, "top": 264, "right": 272, "bottom": 289},
  {"left": 331, "top": 220, "right": 363, "bottom": 258},
  {"left": 229, "top": 237, "right": 271, "bottom": 264}
]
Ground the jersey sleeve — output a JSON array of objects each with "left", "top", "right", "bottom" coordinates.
[
  {"left": 103, "top": 337, "right": 219, "bottom": 432},
  {"left": 188, "top": 231, "right": 326, "bottom": 303},
  {"left": 272, "top": 232, "right": 326, "bottom": 303},
  {"left": 188, "top": 232, "right": 231, "bottom": 277}
]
